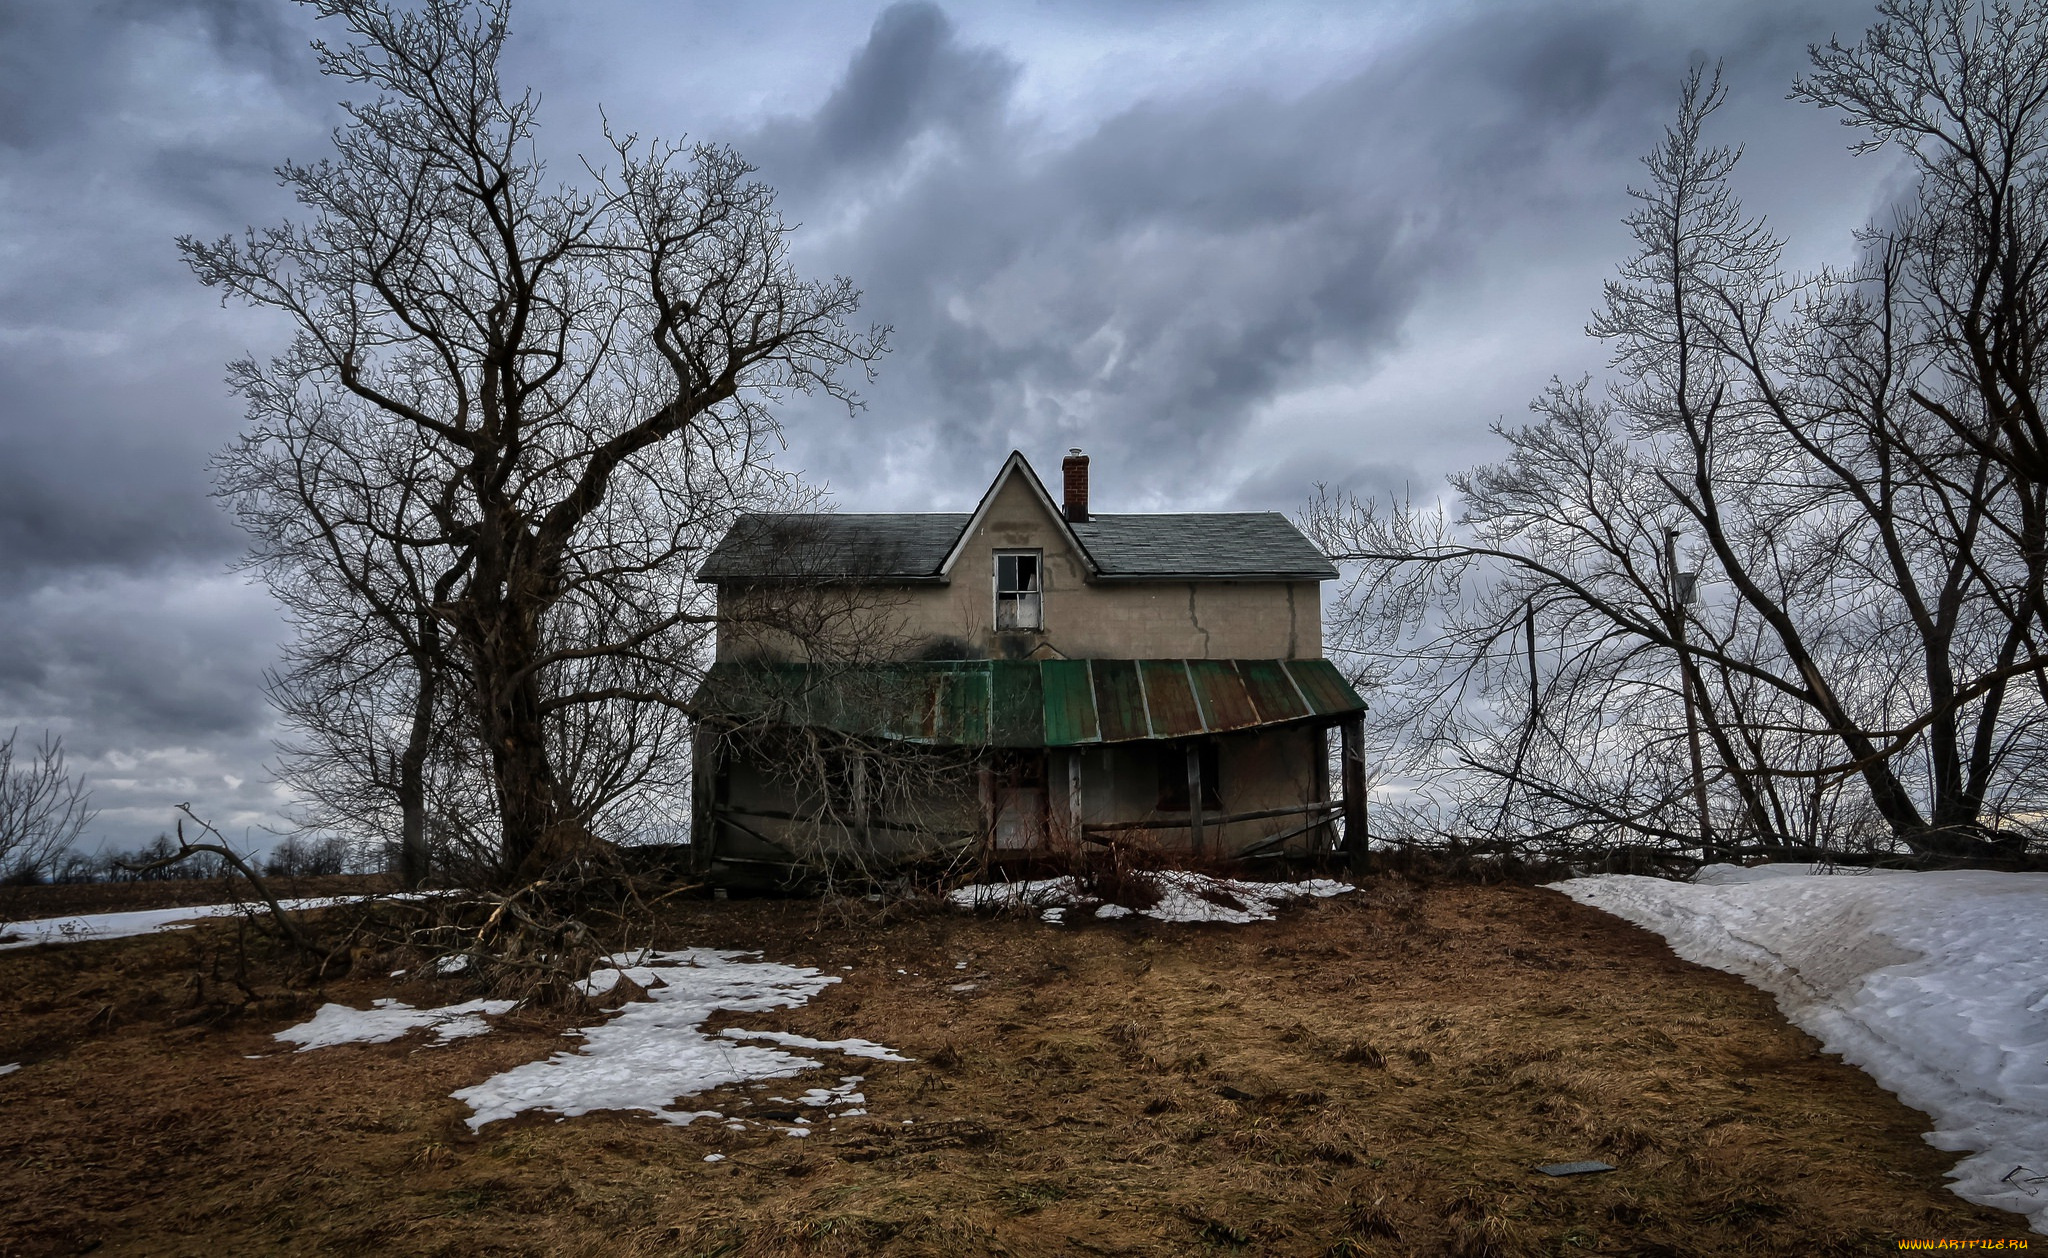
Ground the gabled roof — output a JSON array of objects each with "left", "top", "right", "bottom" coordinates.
[
  {"left": 692, "top": 658, "right": 1366, "bottom": 747},
  {"left": 937, "top": 450, "right": 1097, "bottom": 578},
  {"left": 695, "top": 452, "right": 1341, "bottom": 584}
]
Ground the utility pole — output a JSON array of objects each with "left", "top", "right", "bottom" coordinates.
[
  {"left": 1666, "top": 527, "right": 1714, "bottom": 863},
  {"left": 1492, "top": 599, "right": 1542, "bottom": 839},
  {"left": 1525, "top": 600, "right": 1539, "bottom": 729}
]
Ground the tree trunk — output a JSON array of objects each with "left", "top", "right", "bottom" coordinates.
[
  {"left": 398, "top": 663, "right": 433, "bottom": 889},
  {"left": 486, "top": 667, "right": 565, "bottom": 877}
]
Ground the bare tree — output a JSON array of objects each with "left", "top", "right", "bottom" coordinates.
[
  {"left": 1311, "top": 58, "right": 2048, "bottom": 864},
  {"left": 216, "top": 388, "right": 469, "bottom": 888},
  {"left": 1797, "top": 0, "right": 2048, "bottom": 629},
  {"left": 186, "top": 0, "right": 883, "bottom": 881},
  {"left": 0, "top": 729, "right": 96, "bottom": 883}
]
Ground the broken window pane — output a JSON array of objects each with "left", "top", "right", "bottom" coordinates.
[{"left": 995, "top": 551, "right": 1042, "bottom": 630}]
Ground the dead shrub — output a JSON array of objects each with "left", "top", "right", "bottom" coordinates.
[
  {"left": 1078, "top": 853, "right": 1166, "bottom": 912},
  {"left": 345, "top": 849, "right": 703, "bottom": 1009}
]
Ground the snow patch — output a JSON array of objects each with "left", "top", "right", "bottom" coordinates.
[
  {"left": 0, "top": 897, "right": 358, "bottom": 951},
  {"left": 276, "top": 997, "right": 516, "bottom": 1051},
  {"left": 949, "top": 871, "right": 1353, "bottom": 925},
  {"left": 717, "top": 1027, "right": 912, "bottom": 1061},
  {"left": 452, "top": 949, "right": 910, "bottom": 1130},
  {"left": 0, "top": 1062, "right": 19, "bottom": 1077},
  {"left": 1553, "top": 865, "right": 2048, "bottom": 1232}
]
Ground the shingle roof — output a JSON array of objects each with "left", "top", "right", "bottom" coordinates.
[
  {"left": 697, "top": 511, "right": 1337, "bottom": 583},
  {"left": 697, "top": 514, "right": 967, "bottom": 582},
  {"left": 692, "top": 658, "right": 1366, "bottom": 747},
  {"left": 1071, "top": 514, "right": 1338, "bottom": 580}
]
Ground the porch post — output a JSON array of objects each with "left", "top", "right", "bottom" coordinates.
[
  {"left": 1067, "top": 752, "right": 1084, "bottom": 848},
  {"left": 689, "top": 724, "right": 720, "bottom": 876},
  {"left": 977, "top": 760, "right": 995, "bottom": 853},
  {"left": 1340, "top": 715, "right": 1368, "bottom": 876},
  {"left": 1187, "top": 743, "right": 1206, "bottom": 855}
]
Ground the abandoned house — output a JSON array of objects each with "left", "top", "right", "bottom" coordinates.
[{"left": 689, "top": 450, "right": 1368, "bottom": 878}]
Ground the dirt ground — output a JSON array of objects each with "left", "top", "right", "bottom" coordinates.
[{"left": 0, "top": 876, "right": 2029, "bottom": 1256}]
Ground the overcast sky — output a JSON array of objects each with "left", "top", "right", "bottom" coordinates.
[{"left": 0, "top": 0, "right": 1910, "bottom": 850}]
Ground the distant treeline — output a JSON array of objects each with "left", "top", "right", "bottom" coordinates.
[{"left": 25, "top": 833, "right": 376, "bottom": 885}]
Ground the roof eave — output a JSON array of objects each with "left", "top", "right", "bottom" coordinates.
[
  {"left": 698, "top": 572, "right": 950, "bottom": 586},
  {"left": 1086, "top": 570, "right": 1339, "bottom": 583}
]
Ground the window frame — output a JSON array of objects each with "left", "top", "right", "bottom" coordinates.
[{"left": 993, "top": 549, "right": 1044, "bottom": 631}]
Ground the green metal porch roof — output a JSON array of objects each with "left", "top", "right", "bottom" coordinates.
[{"left": 692, "top": 658, "right": 1366, "bottom": 747}]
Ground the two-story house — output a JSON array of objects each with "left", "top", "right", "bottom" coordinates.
[{"left": 689, "top": 450, "right": 1367, "bottom": 879}]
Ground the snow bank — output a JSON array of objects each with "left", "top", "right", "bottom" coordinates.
[
  {"left": 275, "top": 997, "right": 517, "bottom": 1051},
  {"left": 0, "top": 897, "right": 356, "bottom": 951},
  {"left": 452, "top": 949, "right": 908, "bottom": 1131},
  {"left": 1553, "top": 865, "right": 2048, "bottom": 1231},
  {"left": 947, "top": 871, "right": 1352, "bottom": 925},
  {"left": 0, "top": 1063, "right": 19, "bottom": 1077}
]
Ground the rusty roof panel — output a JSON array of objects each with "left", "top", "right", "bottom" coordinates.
[
  {"left": 1286, "top": 658, "right": 1366, "bottom": 716},
  {"left": 1137, "top": 660, "right": 1203, "bottom": 738},
  {"left": 1089, "top": 659, "right": 1150, "bottom": 742},
  {"left": 692, "top": 658, "right": 1362, "bottom": 747},
  {"left": 1236, "top": 658, "right": 1312, "bottom": 724},
  {"left": 1040, "top": 659, "right": 1101, "bottom": 746},
  {"left": 1187, "top": 660, "right": 1259, "bottom": 732}
]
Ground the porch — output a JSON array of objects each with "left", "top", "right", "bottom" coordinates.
[{"left": 689, "top": 658, "right": 1370, "bottom": 876}]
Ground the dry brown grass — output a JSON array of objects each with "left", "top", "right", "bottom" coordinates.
[{"left": 0, "top": 876, "right": 2030, "bottom": 1255}]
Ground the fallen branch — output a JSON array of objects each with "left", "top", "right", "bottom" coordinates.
[{"left": 113, "top": 804, "right": 314, "bottom": 952}]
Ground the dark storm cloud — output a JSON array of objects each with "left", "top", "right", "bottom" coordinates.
[
  {"left": 742, "top": 0, "right": 1876, "bottom": 514},
  {"left": 741, "top": 6, "right": 1761, "bottom": 508},
  {"left": 0, "top": 571, "right": 275, "bottom": 741},
  {"left": 803, "top": 2, "right": 1015, "bottom": 175},
  {"left": 0, "top": 1, "right": 328, "bottom": 586},
  {"left": 0, "top": 0, "right": 1898, "bottom": 845},
  {"left": 0, "top": 0, "right": 306, "bottom": 151},
  {"left": 0, "top": 354, "right": 248, "bottom": 587},
  {"left": 0, "top": 0, "right": 328, "bottom": 841}
]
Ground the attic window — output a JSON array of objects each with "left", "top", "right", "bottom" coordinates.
[{"left": 994, "top": 551, "right": 1042, "bottom": 630}]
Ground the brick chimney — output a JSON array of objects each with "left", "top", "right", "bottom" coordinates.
[{"left": 1061, "top": 448, "right": 1090, "bottom": 523}]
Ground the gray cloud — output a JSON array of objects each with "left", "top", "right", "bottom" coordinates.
[
  {"left": 0, "top": 351, "right": 246, "bottom": 587},
  {"left": 0, "top": 0, "right": 1904, "bottom": 847},
  {"left": 747, "top": 0, "right": 1887, "bottom": 515},
  {"left": 0, "top": 0, "right": 327, "bottom": 844}
]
